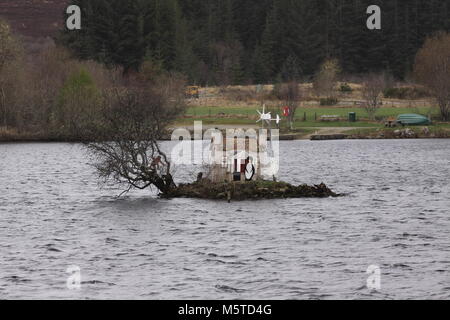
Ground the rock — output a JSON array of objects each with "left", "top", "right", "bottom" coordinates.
[
  {"left": 422, "top": 127, "right": 430, "bottom": 135},
  {"left": 394, "top": 128, "right": 417, "bottom": 139},
  {"left": 404, "top": 128, "right": 415, "bottom": 138}
]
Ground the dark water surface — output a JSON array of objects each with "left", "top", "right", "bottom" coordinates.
[{"left": 0, "top": 140, "right": 449, "bottom": 299}]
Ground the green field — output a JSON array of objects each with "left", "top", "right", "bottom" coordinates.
[
  {"left": 176, "top": 118, "right": 381, "bottom": 128},
  {"left": 186, "top": 105, "right": 437, "bottom": 119},
  {"left": 181, "top": 105, "right": 439, "bottom": 129}
]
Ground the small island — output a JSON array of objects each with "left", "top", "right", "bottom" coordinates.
[{"left": 165, "top": 180, "right": 339, "bottom": 201}]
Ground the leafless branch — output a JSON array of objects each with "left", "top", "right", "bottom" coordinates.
[{"left": 85, "top": 74, "right": 186, "bottom": 195}]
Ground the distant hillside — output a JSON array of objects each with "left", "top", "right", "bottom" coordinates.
[
  {"left": 0, "top": 0, "right": 69, "bottom": 38},
  {"left": 62, "top": 0, "right": 450, "bottom": 84}
]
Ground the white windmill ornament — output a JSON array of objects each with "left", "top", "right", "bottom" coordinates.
[{"left": 256, "top": 104, "right": 281, "bottom": 128}]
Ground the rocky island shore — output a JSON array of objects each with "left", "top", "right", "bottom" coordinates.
[{"left": 164, "top": 180, "right": 340, "bottom": 201}]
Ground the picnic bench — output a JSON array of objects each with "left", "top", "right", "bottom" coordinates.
[{"left": 320, "top": 115, "right": 340, "bottom": 122}]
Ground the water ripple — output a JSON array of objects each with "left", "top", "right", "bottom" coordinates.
[{"left": 1, "top": 140, "right": 450, "bottom": 299}]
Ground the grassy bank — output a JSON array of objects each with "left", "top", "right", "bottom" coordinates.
[
  {"left": 185, "top": 105, "right": 436, "bottom": 119},
  {"left": 0, "top": 127, "right": 88, "bottom": 143},
  {"left": 181, "top": 105, "right": 439, "bottom": 129},
  {"left": 345, "top": 126, "right": 450, "bottom": 139},
  {"left": 0, "top": 128, "right": 50, "bottom": 143},
  {"left": 3, "top": 103, "right": 450, "bottom": 142}
]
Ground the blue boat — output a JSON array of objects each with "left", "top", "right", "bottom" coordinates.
[{"left": 397, "top": 114, "right": 430, "bottom": 125}]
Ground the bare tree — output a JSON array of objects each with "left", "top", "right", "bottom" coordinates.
[
  {"left": 0, "top": 19, "right": 20, "bottom": 129},
  {"left": 313, "top": 58, "right": 340, "bottom": 98},
  {"left": 85, "top": 74, "right": 186, "bottom": 195},
  {"left": 280, "top": 81, "right": 301, "bottom": 130},
  {"left": 211, "top": 41, "right": 243, "bottom": 86},
  {"left": 414, "top": 32, "right": 450, "bottom": 121},
  {"left": 362, "top": 73, "right": 386, "bottom": 120},
  {"left": 0, "top": 20, "right": 18, "bottom": 71}
]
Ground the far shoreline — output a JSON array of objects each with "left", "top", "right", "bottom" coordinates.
[
  {"left": 2, "top": 131, "right": 450, "bottom": 144},
  {"left": 2, "top": 122, "right": 450, "bottom": 144}
]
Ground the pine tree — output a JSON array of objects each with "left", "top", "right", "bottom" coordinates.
[
  {"left": 251, "top": 45, "right": 270, "bottom": 84},
  {"left": 261, "top": 1, "right": 282, "bottom": 81},
  {"left": 59, "top": 0, "right": 449, "bottom": 83},
  {"left": 116, "top": 1, "right": 145, "bottom": 74},
  {"left": 281, "top": 54, "right": 302, "bottom": 82}
]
